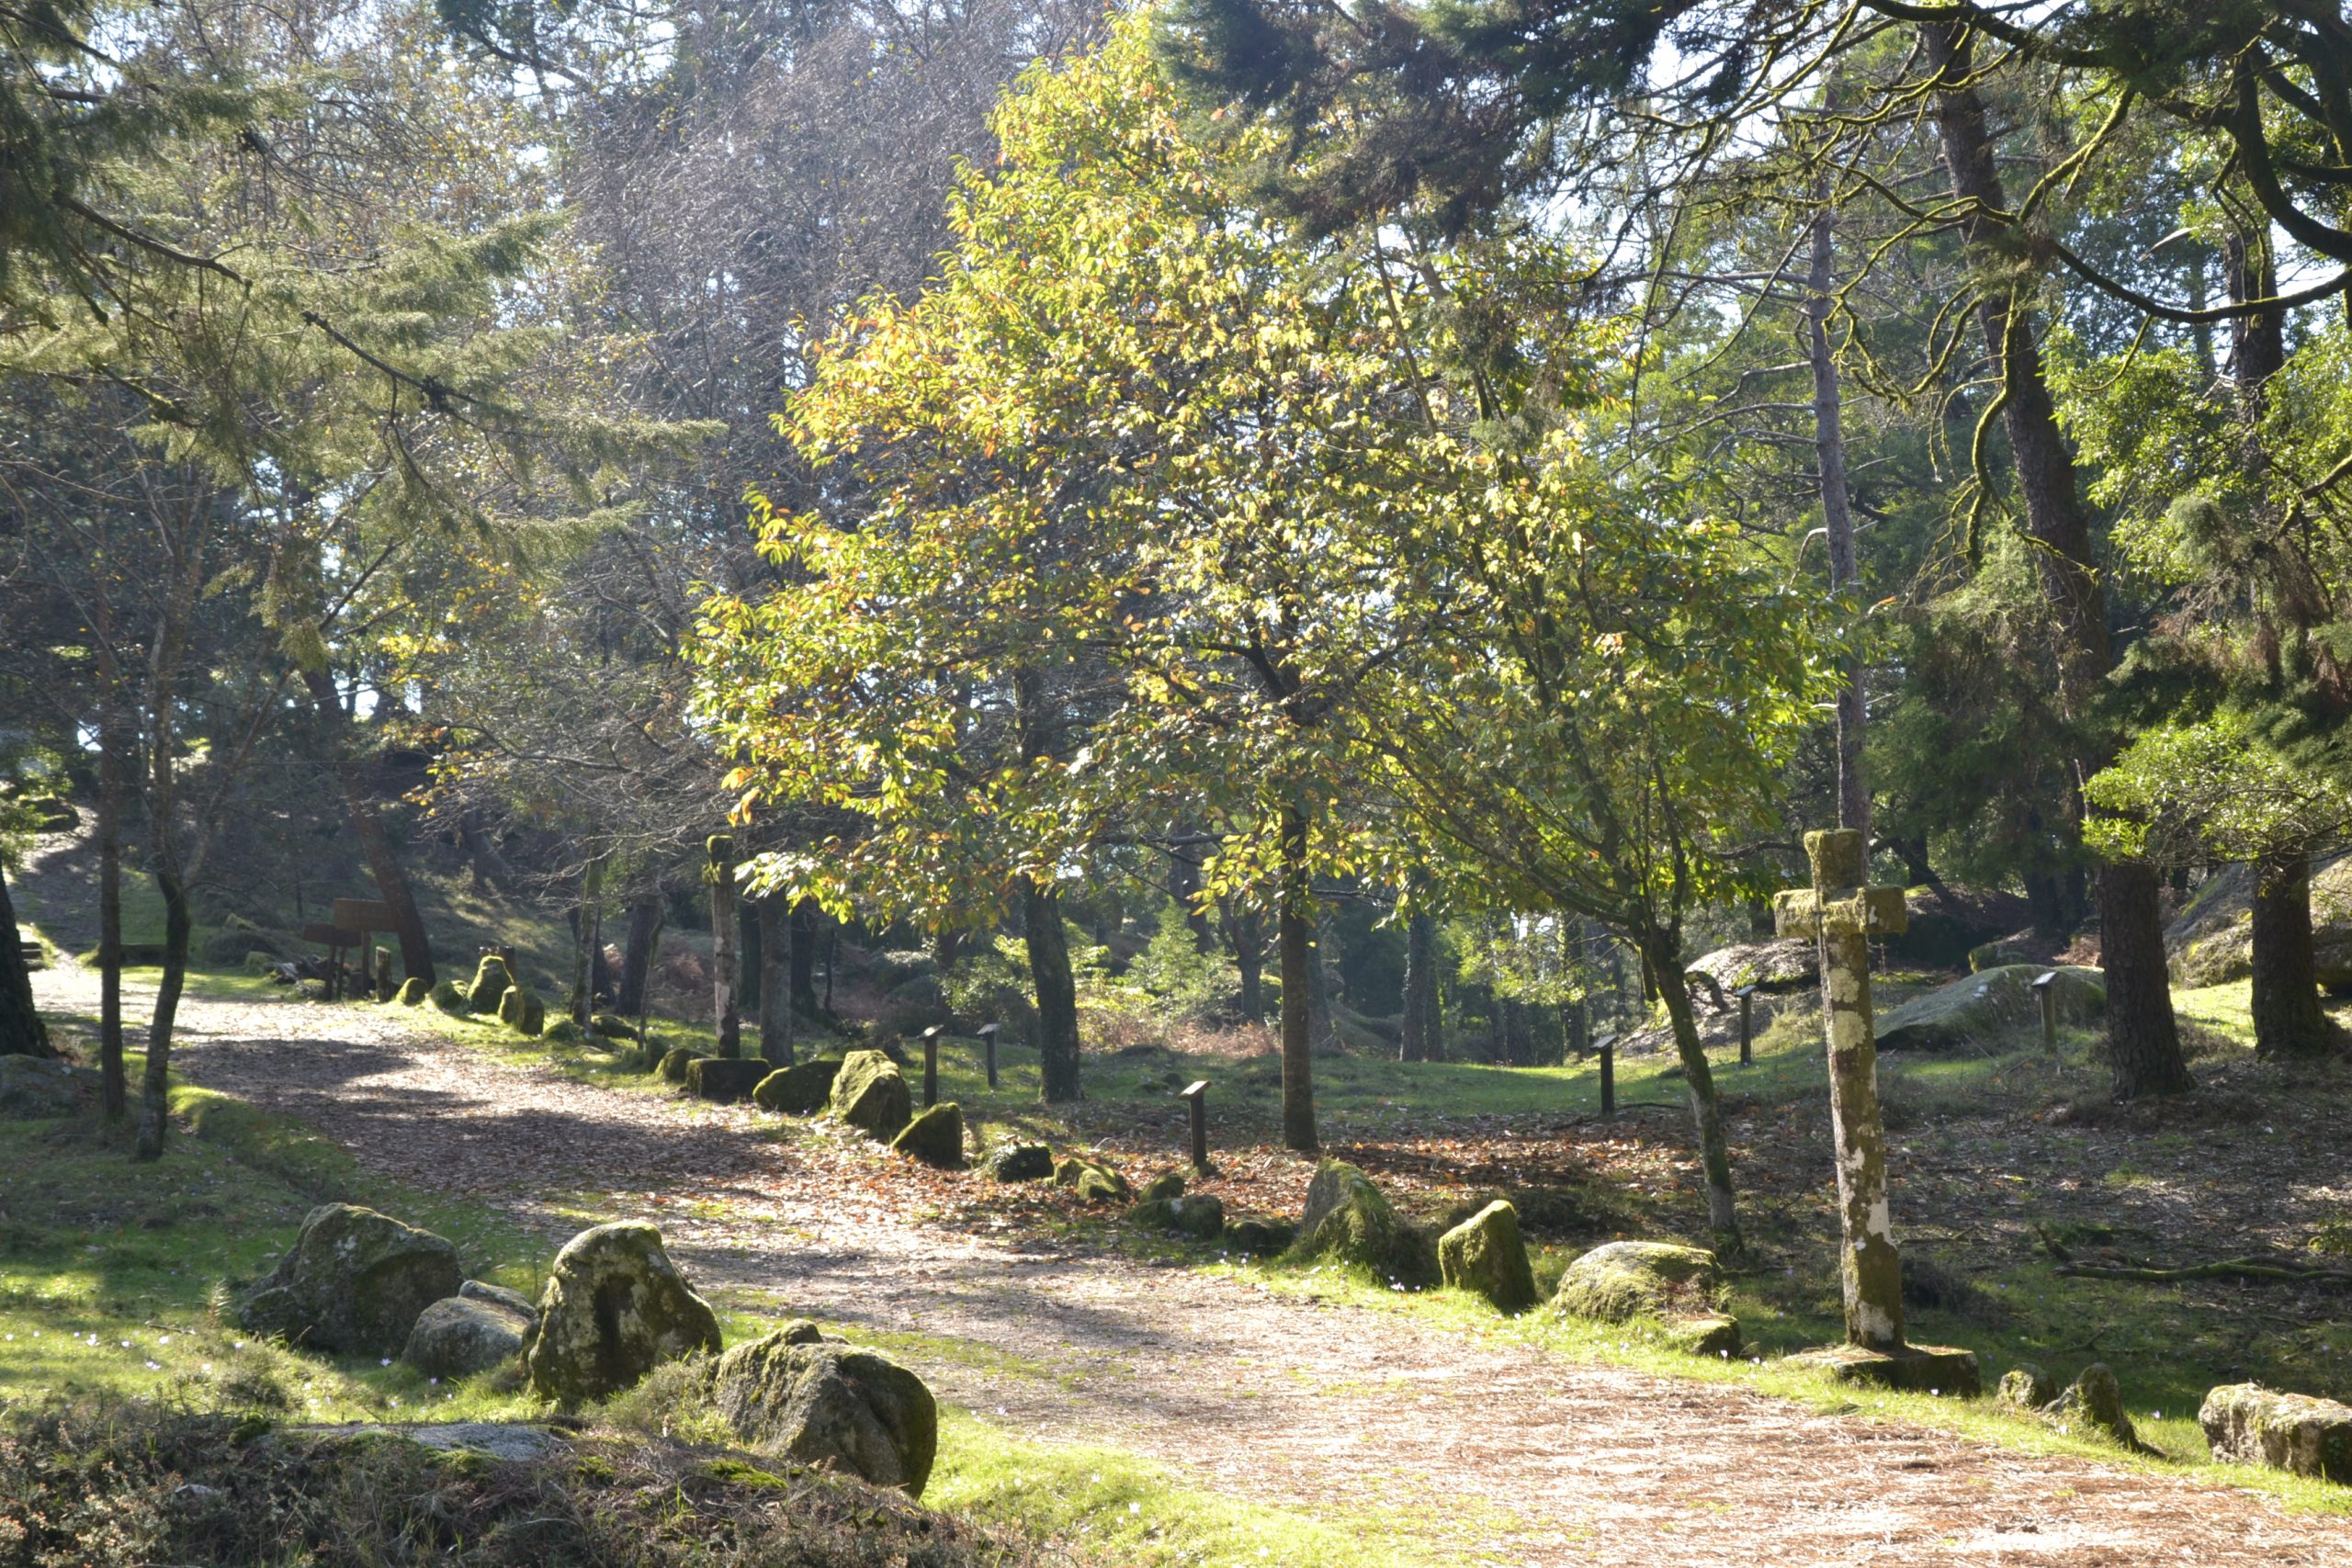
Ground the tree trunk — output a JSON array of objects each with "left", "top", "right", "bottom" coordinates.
[
  {"left": 303, "top": 670, "right": 435, "bottom": 986},
  {"left": 571, "top": 855, "right": 604, "bottom": 1026},
  {"left": 2099, "top": 862, "right": 2195, "bottom": 1095},
  {"left": 1023, "top": 881, "right": 1081, "bottom": 1102},
  {"left": 616, "top": 896, "right": 661, "bottom": 1017},
  {"left": 1927, "top": 28, "right": 2188, "bottom": 1098},
  {"left": 1400, "top": 910, "right": 1439, "bottom": 1062},
  {"left": 1638, "top": 924, "right": 1740, "bottom": 1253},
  {"left": 758, "top": 896, "right": 793, "bottom": 1066},
  {"left": 1306, "top": 916, "right": 1337, "bottom": 1051},
  {"left": 132, "top": 871, "right": 192, "bottom": 1161},
  {"left": 1228, "top": 904, "right": 1266, "bottom": 1024},
  {"left": 737, "top": 899, "right": 762, "bottom": 1012},
  {"left": 1169, "top": 842, "right": 1216, "bottom": 951},
  {"left": 1810, "top": 194, "right": 1870, "bottom": 840},
  {"left": 97, "top": 615, "right": 125, "bottom": 1110},
  {"left": 2251, "top": 853, "right": 2331, "bottom": 1057},
  {"left": 791, "top": 899, "right": 822, "bottom": 1019},
  {"left": 0, "top": 861, "right": 47, "bottom": 1057},
  {"left": 1277, "top": 806, "right": 1317, "bottom": 1153},
  {"left": 708, "top": 834, "right": 741, "bottom": 1058}
]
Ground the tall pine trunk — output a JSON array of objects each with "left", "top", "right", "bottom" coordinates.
[
  {"left": 97, "top": 678, "right": 125, "bottom": 1114},
  {"left": 758, "top": 896, "right": 793, "bottom": 1066},
  {"left": 1277, "top": 805, "right": 1317, "bottom": 1153},
  {"left": 1400, "top": 910, "right": 1439, "bottom": 1062},
  {"left": 1928, "top": 26, "right": 2188, "bottom": 1097},
  {"left": 2251, "top": 854, "right": 2330, "bottom": 1057},
  {"left": 1810, "top": 195, "right": 1869, "bottom": 839},
  {"left": 1023, "top": 881, "right": 1081, "bottom": 1102},
  {"left": 791, "top": 899, "right": 822, "bottom": 1020},
  {"left": 304, "top": 670, "right": 435, "bottom": 986}
]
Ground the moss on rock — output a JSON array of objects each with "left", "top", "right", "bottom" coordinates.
[
  {"left": 1998, "top": 1363, "right": 2057, "bottom": 1409},
  {"left": 753, "top": 1056, "right": 844, "bottom": 1115},
  {"left": 684, "top": 1057, "right": 769, "bottom": 1103},
  {"left": 394, "top": 976, "right": 428, "bottom": 1007},
  {"left": 590, "top": 1012, "right": 639, "bottom": 1041},
  {"left": 984, "top": 1143, "right": 1053, "bottom": 1182},
  {"left": 1053, "top": 1154, "right": 1130, "bottom": 1202},
  {"left": 658, "top": 1046, "right": 708, "bottom": 1085},
  {"left": 1223, "top": 1218, "right": 1295, "bottom": 1258},
  {"left": 889, "top": 1102, "right": 965, "bottom": 1168},
  {"left": 1661, "top": 1314, "right": 1743, "bottom": 1358},
  {"left": 1436, "top": 1200, "right": 1537, "bottom": 1314},
  {"left": 524, "top": 1223, "right": 720, "bottom": 1406},
  {"left": 1138, "top": 1171, "right": 1185, "bottom": 1203},
  {"left": 826, "top": 1050, "right": 911, "bottom": 1140},
  {"left": 430, "top": 981, "right": 469, "bottom": 1016},
  {"left": 542, "top": 1017, "right": 584, "bottom": 1044},
  {"left": 1552, "top": 1241, "right": 1723, "bottom": 1323},
  {"left": 2199, "top": 1383, "right": 2352, "bottom": 1481},
  {"left": 1873, "top": 964, "right": 2103, "bottom": 1053},
  {"left": 710, "top": 1334, "right": 937, "bottom": 1497},
  {"left": 465, "top": 954, "right": 514, "bottom": 1014},
  {"left": 497, "top": 984, "right": 546, "bottom": 1037},
  {"left": 234, "top": 1202, "right": 463, "bottom": 1357},
  {"left": 1291, "top": 1160, "right": 1429, "bottom": 1282},
  {"left": 2044, "top": 1362, "right": 2151, "bottom": 1451}
]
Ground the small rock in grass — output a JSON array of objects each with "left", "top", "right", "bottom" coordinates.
[
  {"left": 1998, "top": 1363, "right": 2058, "bottom": 1410},
  {"left": 403, "top": 1295, "right": 530, "bottom": 1379},
  {"left": 458, "top": 1279, "right": 538, "bottom": 1322},
  {"left": 1054, "top": 1154, "right": 1130, "bottom": 1202},
  {"left": 1552, "top": 1241, "right": 1723, "bottom": 1323},
  {"left": 1436, "top": 1200, "right": 1538, "bottom": 1314},
  {"left": 984, "top": 1143, "right": 1054, "bottom": 1182},
  {"left": 590, "top": 1012, "right": 639, "bottom": 1041},
  {"left": 890, "top": 1102, "right": 966, "bottom": 1168},
  {"left": 541, "top": 1017, "right": 584, "bottom": 1044},
  {"left": 394, "top": 976, "right": 428, "bottom": 1007},
  {"left": 1661, "top": 1314, "right": 1743, "bottom": 1358},
  {"left": 1139, "top": 1172, "right": 1186, "bottom": 1203},
  {"left": 685, "top": 1056, "right": 769, "bottom": 1103},
  {"left": 2046, "top": 1363, "right": 2152, "bottom": 1451},
  {"left": 658, "top": 1046, "right": 708, "bottom": 1084},
  {"left": 711, "top": 1334, "right": 937, "bottom": 1496},
  {"left": 429, "top": 981, "right": 469, "bottom": 1016},
  {"left": 465, "top": 954, "right": 514, "bottom": 1014},
  {"left": 496, "top": 984, "right": 546, "bottom": 1037},
  {"left": 1222, "top": 1218, "right": 1295, "bottom": 1258},
  {"left": 1293, "top": 1159, "right": 1425, "bottom": 1280}
]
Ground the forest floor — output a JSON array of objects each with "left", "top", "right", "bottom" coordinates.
[{"left": 17, "top": 941, "right": 2352, "bottom": 1567}]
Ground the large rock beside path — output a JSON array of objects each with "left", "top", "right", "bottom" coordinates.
[
  {"left": 1438, "top": 1201, "right": 1537, "bottom": 1314},
  {"left": 524, "top": 1223, "right": 720, "bottom": 1405},
  {"left": 712, "top": 1332, "right": 938, "bottom": 1497},
  {"left": 2200, "top": 1383, "right": 2352, "bottom": 1482},
  {"left": 685, "top": 1056, "right": 769, "bottom": 1103},
  {"left": 1873, "top": 964, "right": 2104, "bottom": 1054},
  {"left": 1294, "top": 1160, "right": 1426, "bottom": 1282},
  {"left": 1553, "top": 1241, "right": 1722, "bottom": 1323},
  {"left": 235, "top": 1203, "right": 463, "bottom": 1356},
  {"left": 402, "top": 1295, "right": 532, "bottom": 1380},
  {"left": 890, "top": 1101, "right": 965, "bottom": 1168},
  {"left": 753, "top": 1056, "right": 843, "bottom": 1114},
  {"left": 827, "top": 1050, "right": 912, "bottom": 1140},
  {"left": 0, "top": 1055, "right": 96, "bottom": 1118}
]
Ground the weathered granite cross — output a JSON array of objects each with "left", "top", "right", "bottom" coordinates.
[{"left": 1775, "top": 829, "right": 1979, "bottom": 1393}]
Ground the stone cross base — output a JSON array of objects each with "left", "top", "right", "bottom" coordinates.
[{"left": 1789, "top": 1342, "right": 1982, "bottom": 1397}]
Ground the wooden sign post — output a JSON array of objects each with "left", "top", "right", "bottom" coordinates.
[
  {"left": 921, "top": 1024, "right": 943, "bottom": 1109},
  {"left": 979, "top": 1023, "right": 1000, "bottom": 1089},
  {"left": 1736, "top": 984, "right": 1758, "bottom": 1066},
  {"left": 1777, "top": 828, "right": 1979, "bottom": 1393},
  {"left": 1592, "top": 1032, "right": 1617, "bottom": 1116},
  {"left": 1180, "top": 1079, "right": 1212, "bottom": 1173}
]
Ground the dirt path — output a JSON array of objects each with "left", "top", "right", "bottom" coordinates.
[{"left": 27, "top": 954, "right": 2348, "bottom": 1566}]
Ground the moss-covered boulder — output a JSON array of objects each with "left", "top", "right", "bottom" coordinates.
[
  {"left": 590, "top": 1012, "right": 639, "bottom": 1041},
  {"left": 1053, "top": 1154, "right": 1130, "bottom": 1202},
  {"left": 401, "top": 1295, "right": 531, "bottom": 1380},
  {"left": 985, "top": 1143, "right": 1054, "bottom": 1182},
  {"left": 1436, "top": 1200, "right": 1537, "bottom": 1314},
  {"left": 1552, "top": 1241, "right": 1724, "bottom": 1323},
  {"left": 1223, "top": 1218, "right": 1295, "bottom": 1257},
  {"left": 234, "top": 1203, "right": 462, "bottom": 1356},
  {"left": 496, "top": 984, "right": 546, "bottom": 1037},
  {"left": 2044, "top": 1363, "right": 2150, "bottom": 1451},
  {"left": 753, "top": 1056, "right": 844, "bottom": 1115},
  {"left": 1124, "top": 1192, "right": 1223, "bottom": 1240},
  {"left": 711, "top": 1334, "right": 937, "bottom": 1497},
  {"left": 1998, "top": 1363, "right": 2057, "bottom": 1409},
  {"left": 524, "top": 1223, "right": 720, "bottom": 1406},
  {"left": 1873, "top": 964, "right": 2104, "bottom": 1054},
  {"left": 394, "top": 976, "right": 428, "bottom": 1007},
  {"left": 889, "top": 1102, "right": 965, "bottom": 1168},
  {"left": 2200, "top": 1383, "right": 2352, "bottom": 1482},
  {"left": 1138, "top": 1172, "right": 1185, "bottom": 1203},
  {"left": 542, "top": 1017, "right": 584, "bottom": 1044},
  {"left": 430, "top": 980, "right": 469, "bottom": 1015},
  {"left": 465, "top": 954, "right": 515, "bottom": 1014},
  {"left": 685, "top": 1056, "right": 769, "bottom": 1103},
  {"left": 1292, "top": 1160, "right": 1426, "bottom": 1281},
  {"left": 826, "top": 1050, "right": 911, "bottom": 1140},
  {"left": 658, "top": 1046, "right": 709, "bottom": 1084},
  {"left": 1661, "top": 1314, "right": 1743, "bottom": 1357}
]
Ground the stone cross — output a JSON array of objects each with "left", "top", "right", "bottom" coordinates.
[{"left": 1774, "top": 828, "right": 1907, "bottom": 1353}]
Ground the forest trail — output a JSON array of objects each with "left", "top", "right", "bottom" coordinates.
[{"left": 28, "top": 955, "right": 2348, "bottom": 1567}]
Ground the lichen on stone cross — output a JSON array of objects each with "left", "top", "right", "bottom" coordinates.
[{"left": 1781, "top": 828, "right": 1906, "bottom": 1353}]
